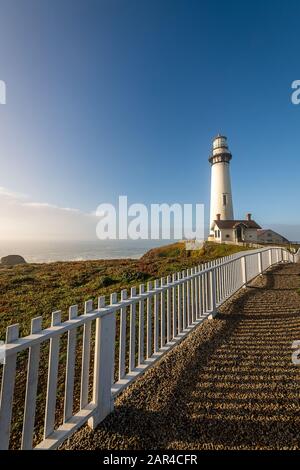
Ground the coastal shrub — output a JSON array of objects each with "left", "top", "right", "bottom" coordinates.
[
  {"left": 10, "top": 275, "right": 36, "bottom": 285},
  {"left": 121, "top": 270, "right": 149, "bottom": 283},
  {"left": 157, "top": 247, "right": 181, "bottom": 258},
  {"left": 99, "top": 275, "right": 115, "bottom": 287}
]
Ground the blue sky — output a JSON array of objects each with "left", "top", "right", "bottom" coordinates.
[{"left": 0, "top": 0, "right": 299, "bottom": 240}]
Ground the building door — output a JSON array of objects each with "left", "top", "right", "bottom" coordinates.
[{"left": 235, "top": 225, "right": 243, "bottom": 242}]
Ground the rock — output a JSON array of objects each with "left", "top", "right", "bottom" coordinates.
[{"left": 1, "top": 255, "right": 27, "bottom": 266}]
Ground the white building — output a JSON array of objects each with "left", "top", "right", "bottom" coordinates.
[
  {"left": 208, "top": 134, "right": 288, "bottom": 245},
  {"left": 257, "top": 229, "right": 289, "bottom": 245},
  {"left": 211, "top": 213, "right": 261, "bottom": 244}
]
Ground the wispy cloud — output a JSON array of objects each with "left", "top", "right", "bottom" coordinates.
[
  {"left": 0, "top": 185, "right": 97, "bottom": 240},
  {"left": 22, "top": 201, "right": 81, "bottom": 213},
  {"left": 0, "top": 186, "right": 84, "bottom": 214},
  {"left": 0, "top": 186, "right": 28, "bottom": 200}
]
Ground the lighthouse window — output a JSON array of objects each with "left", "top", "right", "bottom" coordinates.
[{"left": 223, "top": 194, "right": 227, "bottom": 206}]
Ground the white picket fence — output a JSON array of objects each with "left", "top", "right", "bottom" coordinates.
[{"left": 0, "top": 246, "right": 294, "bottom": 450}]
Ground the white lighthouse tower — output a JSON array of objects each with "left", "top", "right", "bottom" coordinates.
[{"left": 209, "top": 134, "right": 234, "bottom": 234}]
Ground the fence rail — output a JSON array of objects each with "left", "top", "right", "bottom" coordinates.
[{"left": 0, "top": 246, "right": 294, "bottom": 450}]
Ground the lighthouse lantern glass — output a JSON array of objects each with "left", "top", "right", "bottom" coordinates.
[{"left": 213, "top": 136, "right": 227, "bottom": 149}]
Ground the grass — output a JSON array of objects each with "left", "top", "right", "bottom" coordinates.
[{"left": 0, "top": 241, "right": 252, "bottom": 339}]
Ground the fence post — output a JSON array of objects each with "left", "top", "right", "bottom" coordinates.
[
  {"left": 138, "top": 284, "right": 145, "bottom": 365},
  {"left": 129, "top": 287, "right": 136, "bottom": 371},
  {"left": 241, "top": 256, "right": 247, "bottom": 287},
  {"left": 208, "top": 268, "right": 217, "bottom": 319},
  {"left": 160, "top": 278, "right": 165, "bottom": 348},
  {"left": 88, "top": 297, "right": 116, "bottom": 430},
  {"left": 154, "top": 280, "right": 159, "bottom": 352},
  {"left": 22, "top": 316, "right": 43, "bottom": 450},
  {"left": 146, "top": 282, "right": 152, "bottom": 358},
  {"left": 0, "top": 324, "right": 19, "bottom": 450},
  {"left": 110, "top": 293, "right": 117, "bottom": 383},
  {"left": 119, "top": 290, "right": 127, "bottom": 379},
  {"left": 166, "top": 275, "right": 171, "bottom": 343},
  {"left": 177, "top": 272, "right": 182, "bottom": 334},
  {"left": 269, "top": 249, "right": 272, "bottom": 268},
  {"left": 172, "top": 274, "right": 177, "bottom": 338},
  {"left": 181, "top": 270, "right": 186, "bottom": 329},
  {"left": 258, "top": 251, "right": 263, "bottom": 275}
]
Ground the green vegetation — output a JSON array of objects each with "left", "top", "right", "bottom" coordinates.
[{"left": 0, "top": 241, "right": 253, "bottom": 340}]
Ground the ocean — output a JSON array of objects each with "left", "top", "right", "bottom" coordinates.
[{"left": 0, "top": 239, "right": 174, "bottom": 264}]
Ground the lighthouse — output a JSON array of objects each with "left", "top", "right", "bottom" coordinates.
[
  {"left": 207, "top": 134, "right": 288, "bottom": 245},
  {"left": 209, "top": 134, "right": 234, "bottom": 234}
]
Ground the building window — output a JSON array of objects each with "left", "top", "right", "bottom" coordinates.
[
  {"left": 215, "top": 230, "right": 218, "bottom": 238},
  {"left": 226, "top": 234, "right": 230, "bottom": 238},
  {"left": 223, "top": 194, "right": 227, "bottom": 206}
]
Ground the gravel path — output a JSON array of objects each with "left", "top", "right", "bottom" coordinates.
[{"left": 63, "top": 263, "right": 300, "bottom": 450}]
